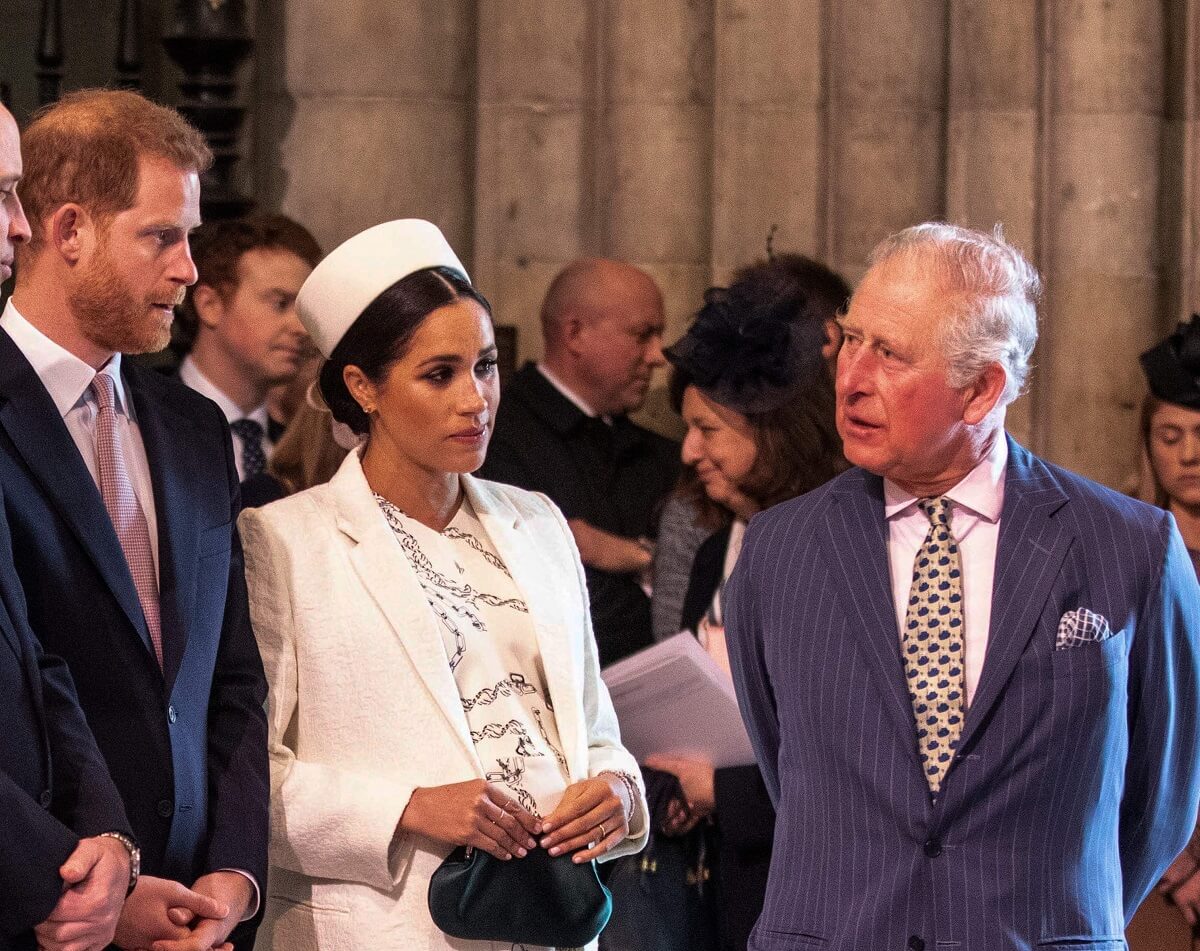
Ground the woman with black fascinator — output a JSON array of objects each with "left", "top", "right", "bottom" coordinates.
[
  {"left": 1128, "top": 315, "right": 1200, "bottom": 950},
  {"left": 602, "top": 255, "right": 848, "bottom": 951}
]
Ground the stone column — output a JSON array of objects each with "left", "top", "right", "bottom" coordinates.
[
  {"left": 270, "top": 0, "right": 477, "bottom": 257},
  {"left": 1039, "top": 0, "right": 1165, "bottom": 487},
  {"left": 471, "top": 0, "right": 594, "bottom": 362},
  {"left": 825, "top": 0, "right": 949, "bottom": 282},
  {"left": 600, "top": 0, "right": 714, "bottom": 347},
  {"left": 710, "top": 0, "right": 828, "bottom": 283},
  {"left": 944, "top": 0, "right": 1041, "bottom": 446}
]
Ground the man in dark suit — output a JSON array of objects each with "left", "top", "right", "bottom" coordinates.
[
  {"left": 173, "top": 214, "right": 322, "bottom": 508},
  {"left": 727, "top": 223, "right": 1200, "bottom": 950},
  {"left": 479, "top": 258, "right": 679, "bottom": 664},
  {"left": 1, "top": 89, "right": 268, "bottom": 951},
  {"left": 0, "top": 98, "right": 135, "bottom": 951}
]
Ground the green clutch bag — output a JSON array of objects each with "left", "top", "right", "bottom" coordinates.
[{"left": 428, "top": 844, "right": 613, "bottom": 947}]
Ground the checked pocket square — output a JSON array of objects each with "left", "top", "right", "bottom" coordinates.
[{"left": 1056, "top": 607, "right": 1114, "bottom": 650}]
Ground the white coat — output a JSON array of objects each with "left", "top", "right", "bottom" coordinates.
[{"left": 239, "top": 450, "right": 648, "bottom": 950}]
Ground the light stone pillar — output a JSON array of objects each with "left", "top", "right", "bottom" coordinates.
[
  {"left": 710, "top": 0, "right": 828, "bottom": 283},
  {"left": 945, "top": 0, "right": 1041, "bottom": 447},
  {"left": 1039, "top": 0, "right": 1165, "bottom": 487},
  {"left": 472, "top": 1, "right": 595, "bottom": 362},
  {"left": 272, "top": 1, "right": 477, "bottom": 258},
  {"left": 601, "top": 0, "right": 714, "bottom": 348},
  {"left": 826, "top": 0, "right": 949, "bottom": 283}
]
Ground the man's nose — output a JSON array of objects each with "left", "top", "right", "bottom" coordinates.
[
  {"left": 645, "top": 334, "right": 666, "bottom": 368},
  {"left": 8, "top": 194, "right": 31, "bottom": 245}
]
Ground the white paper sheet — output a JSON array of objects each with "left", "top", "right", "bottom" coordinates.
[{"left": 601, "top": 631, "right": 757, "bottom": 768}]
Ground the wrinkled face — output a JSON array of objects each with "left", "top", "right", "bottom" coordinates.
[
  {"left": 575, "top": 282, "right": 666, "bottom": 415},
  {"left": 0, "top": 108, "right": 31, "bottom": 283},
  {"left": 70, "top": 154, "right": 201, "bottom": 355},
  {"left": 364, "top": 298, "right": 499, "bottom": 477},
  {"left": 1149, "top": 400, "right": 1200, "bottom": 510},
  {"left": 205, "top": 247, "right": 313, "bottom": 389},
  {"left": 835, "top": 260, "right": 976, "bottom": 493},
  {"left": 680, "top": 385, "right": 757, "bottom": 508}
]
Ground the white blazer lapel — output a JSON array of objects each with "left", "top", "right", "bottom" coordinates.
[
  {"left": 330, "top": 453, "right": 480, "bottom": 770},
  {"left": 465, "top": 477, "right": 588, "bottom": 780}
]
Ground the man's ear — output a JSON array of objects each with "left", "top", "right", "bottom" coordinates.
[
  {"left": 962, "top": 362, "right": 1008, "bottom": 425},
  {"left": 49, "top": 205, "right": 87, "bottom": 265},
  {"left": 560, "top": 311, "right": 587, "bottom": 357},
  {"left": 192, "top": 284, "right": 225, "bottom": 330}
]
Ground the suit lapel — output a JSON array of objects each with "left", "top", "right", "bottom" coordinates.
[
  {"left": 128, "top": 368, "right": 202, "bottom": 691},
  {"left": 331, "top": 454, "right": 480, "bottom": 768},
  {"left": 822, "top": 469, "right": 920, "bottom": 759},
  {"left": 956, "top": 438, "right": 1071, "bottom": 752},
  {"left": 0, "top": 331, "right": 155, "bottom": 659},
  {"left": 466, "top": 477, "right": 586, "bottom": 780}
]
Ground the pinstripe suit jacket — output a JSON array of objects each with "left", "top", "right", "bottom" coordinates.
[{"left": 725, "top": 437, "right": 1200, "bottom": 951}]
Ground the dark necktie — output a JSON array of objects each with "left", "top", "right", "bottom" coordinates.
[{"left": 230, "top": 418, "right": 267, "bottom": 480}]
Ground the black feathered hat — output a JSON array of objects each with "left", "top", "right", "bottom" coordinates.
[
  {"left": 663, "top": 273, "right": 828, "bottom": 414},
  {"left": 1141, "top": 314, "right": 1200, "bottom": 411}
]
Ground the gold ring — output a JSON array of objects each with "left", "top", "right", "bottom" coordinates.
[{"left": 597, "top": 822, "right": 607, "bottom": 840}]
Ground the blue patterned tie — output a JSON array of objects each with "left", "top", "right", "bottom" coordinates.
[
  {"left": 902, "top": 496, "right": 965, "bottom": 794},
  {"left": 230, "top": 418, "right": 267, "bottom": 480}
]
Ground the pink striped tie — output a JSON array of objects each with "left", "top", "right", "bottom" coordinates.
[{"left": 91, "top": 373, "right": 162, "bottom": 667}]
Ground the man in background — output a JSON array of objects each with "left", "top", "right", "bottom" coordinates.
[
  {"left": 480, "top": 258, "right": 680, "bottom": 664},
  {"left": 175, "top": 214, "right": 321, "bottom": 506}
]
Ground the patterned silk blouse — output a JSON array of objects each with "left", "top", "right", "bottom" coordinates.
[{"left": 377, "top": 494, "right": 572, "bottom": 819}]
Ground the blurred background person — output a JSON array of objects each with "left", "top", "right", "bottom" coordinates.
[
  {"left": 1128, "top": 314, "right": 1200, "bottom": 950},
  {"left": 651, "top": 254, "right": 849, "bottom": 642},
  {"left": 239, "top": 220, "right": 647, "bottom": 949},
  {"left": 479, "top": 258, "right": 679, "bottom": 665},
  {"left": 175, "top": 213, "right": 322, "bottom": 506},
  {"left": 602, "top": 260, "right": 846, "bottom": 951}
]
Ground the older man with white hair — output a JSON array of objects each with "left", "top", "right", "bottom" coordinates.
[{"left": 726, "top": 222, "right": 1200, "bottom": 951}]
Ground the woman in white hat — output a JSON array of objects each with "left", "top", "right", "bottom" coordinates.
[{"left": 238, "top": 220, "right": 647, "bottom": 949}]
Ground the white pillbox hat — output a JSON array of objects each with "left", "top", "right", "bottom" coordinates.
[{"left": 296, "top": 219, "right": 470, "bottom": 358}]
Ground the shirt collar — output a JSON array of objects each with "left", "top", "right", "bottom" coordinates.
[
  {"left": 535, "top": 362, "right": 607, "bottom": 421},
  {"left": 178, "top": 355, "right": 269, "bottom": 429},
  {"left": 883, "top": 433, "right": 1008, "bottom": 522},
  {"left": 0, "top": 298, "right": 129, "bottom": 418}
]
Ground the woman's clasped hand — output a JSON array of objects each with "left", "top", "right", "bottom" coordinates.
[{"left": 403, "top": 773, "right": 632, "bottom": 863}]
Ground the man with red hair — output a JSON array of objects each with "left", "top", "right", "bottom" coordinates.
[{"left": 0, "top": 89, "right": 268, "bottom": 951}]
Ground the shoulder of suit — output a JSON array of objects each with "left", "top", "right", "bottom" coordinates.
[
  {"left": 471, "top": 475, "right": 560, "bottom": 520},
  {"left": 125, "top": 360, "right": 225, "bottom": 429},
  {"left": 1032, "top": 453, "right": 1167, "bottom": 532}
]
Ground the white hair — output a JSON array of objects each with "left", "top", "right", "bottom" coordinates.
[{"left": 869, "top": 223, "right": 1041, "bottom": 406}]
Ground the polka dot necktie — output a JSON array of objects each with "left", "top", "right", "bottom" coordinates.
[
  {"left": 230, "top": 418, "right": 267, "bottom": 480},
  {"left": 902, "top": 496, "right": 965, "bottom": 794}
]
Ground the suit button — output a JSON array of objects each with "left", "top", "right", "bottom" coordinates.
[
  {"left": 908, "top": 937, "right": 925, "bottom": 951},
  {"left": 168, "top": 705, "right": 177, "bottom": 724},
  {"left": 924, "top": 838, "right": 942, "bottom": 858},
  {"left": 157, "top": 799, "right": 174, "bottom": 818},
  {"left": 39, "top": 789, "right": 52, "bottom": 808}
]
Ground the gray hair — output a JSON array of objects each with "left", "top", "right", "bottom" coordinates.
[{"left": 869, "top": 223, "right": 1041, "bottom": 406}]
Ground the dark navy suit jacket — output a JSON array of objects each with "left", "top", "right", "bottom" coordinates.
[
  {"left": 0, "top": 482, "right": 131, "bottom": 950},
  {"left": 0, "top": 327, "right": 269, "bottom": 902},
  {"left": 726, "top": 438, "right": 1200, "bottom": 951}
]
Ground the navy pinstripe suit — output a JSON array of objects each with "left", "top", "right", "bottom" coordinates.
[{"left": 725, "top": 437, "right": 1200, "bottom": 951}]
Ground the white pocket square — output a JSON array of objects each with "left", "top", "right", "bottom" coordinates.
[{"left": 1056, "top": 608, "right": 1114, "bottom": 650}]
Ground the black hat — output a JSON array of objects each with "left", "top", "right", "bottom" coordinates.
[
  {"left": 663, "top": 276, "right": 828, "bottom": 415},
  {"left": 1140, "top": 314, "right": 1200, "bottom": 411}
]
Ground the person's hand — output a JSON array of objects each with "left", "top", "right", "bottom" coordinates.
[
  {"left": 147, "top": 871, "right": 250, "bottom": 951},
  {"left": 400, "top": 780, "right": 540, "bottom": 860},
  {"left": 113, "top": 876, "right": 227, "bottom": 950},
  {"left": 644, "top": 755, "right": 716, "bottom": 818},
  {"left": 1161, "top": 845, "right": 1200, "bottom": 927},
  {"left": 567, "top": 519, "right": 652, "bottom": 574},
  {"left": 33, "top": 835, "right": 130, "bottom": 951},
  {"left": 540, "top": 774, "right": 629, "bottom": 862},
  {"left": 658, "top": 796, "right": 703, "bottom": 838}
]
